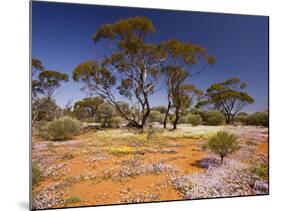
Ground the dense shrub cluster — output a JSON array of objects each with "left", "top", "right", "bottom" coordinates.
[
  {"left": 203, "top": 110, "right": 225, "bottom": 126},
  {"left": 108, "top": 116, "right": 123, "bottom": 128},
  {"left": 147, "top": 110, "right": 165, "bottom": 124},
  {"left": 45, "top": 116, "right": 80, "bottom": 141},
  {"left": 242, "top": 112, "right": 268, "bottom": 127},
  {"left": 186, "top": 114, "right": 203, "bottom": 126},
  {"left": 249, "top": 164, "right": 268, "bottom": 180}
]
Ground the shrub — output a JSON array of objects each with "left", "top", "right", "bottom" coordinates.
[
  {"left": 205, "top": 131, "right": 240, "bottom": 165},
  {"left": 249, "top": 164, "right": 268, "bottom": 180},
  {"left": 186, "top": 114, "right": 203, "bottom": 126},
  {"left": 204, "top": 110, "right": 225, "bottom": 125},
  {"left": 190, "top": 108, "right": 204, "bottom": 117},
  {"left": 148, "top": 110, "right": 165, "bottom": 124},
  {"left": 32, "top": 163, "right": 42, "bottom": 186},
  {"left": 45, "top": 116, "right": 80, "bottom": 141},
  {"left": 178, "top": 115, "right": 188, "bottom": 124},
  {"left": 64, "top": 196, "right": 82, "bottom": 205},
  {"left": 244, "top": 112, "right": 268, "bottom": 127},
  {"left": 108, "top": 116, "right": 123, "bottom": 128}
]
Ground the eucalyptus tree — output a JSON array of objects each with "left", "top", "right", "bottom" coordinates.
[
  {"left": 159, "top": 40, "right": 215, "bottom": 129},
  {"left": 73, "top": 97, "right": 104, "bottom": 120},
  {"left": 171, "top": 83, "right": 203, "bottom": 129},
  {"left": 73, "top": 17, "right": 166, "bottom": 128},
  {"left": 198, "top": 77, "right": 254, "bottom": 123},
  {"left": 31, "top": 58, "right": 69, "bottom": 124}
]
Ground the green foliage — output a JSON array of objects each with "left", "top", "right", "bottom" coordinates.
[
  {"left": 234, "top": 112, "right": 248, "bottom": 123},
  {"left": 32, "top": 98, "right": 62, "bottom": 122},
  {"left": 97, "top": 102, "right": 116, "bottom": 127},
  {"left": 186, "top": 114, "right": 203, "bottom": 126},
  {"left": 200, "top": 78, "right": 254, "bottom": 123},
  {"left": 32, "top": 163, "right": 42, "bottom": 186},
  {"left": 249, "top": 164, "right": 268, "bottom": 180},
  {"left": 32, "top": 58, "right": 44, "bottom": 76},
  {"left": 73, "top": 97, "right": 104, "bottom": 121},
  {"left": 73, "top": 60, "right": 116, "bottom": 93},
  {"left": 206, "top": 131, "right": 240, "bottom": 164},
  {"left": 92, "top": 16, "right": 155, "bottom": 43},
  {"left": 64, "top": 196, "right": 82, "bottom": 205},
  {"left": 152, "top": 106, "right": 167, "bottom": 114},
  {"left": 204, "top": 110, "right": 225, "bottom": 125},
  {"left": 148, "top": 110, "right": 165, "bottom": 124},
  {"left": 108, "top": 116, "right": 123, "bottom": 128},
  {"left": 243, "top": 111, "right": 269, "bottom": 127},
  {"left": 38, "top": 70, "right": 69, "bottom": 98},
  {"left": 45, "top": 116, "right": 80, "bottom": 141}
]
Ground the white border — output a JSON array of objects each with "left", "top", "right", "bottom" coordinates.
[{"left": 1, "top": 0, "right": 280, "bottom": 211}]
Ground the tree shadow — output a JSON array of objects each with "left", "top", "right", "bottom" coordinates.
[{"left": 190, "top": 157, "right": 220, "bottom": 169}]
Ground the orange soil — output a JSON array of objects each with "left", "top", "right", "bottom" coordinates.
[
  {"left": 256, "top": 140, "right": 268, "bottom": 155},
  {"left": 33, "top": 136, "right": 206, "bottom": 208}
]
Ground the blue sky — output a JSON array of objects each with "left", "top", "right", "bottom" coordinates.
[{"left": 32, "top": 1, "right": 268, "bottom": 112}]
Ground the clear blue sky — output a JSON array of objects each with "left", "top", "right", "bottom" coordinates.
[{"left": 32, "top": 1, "right": 268, "bottom": 112}]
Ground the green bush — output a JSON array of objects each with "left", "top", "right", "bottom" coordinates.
[
  {"left": 178, "top": 115, "right": 189, "bottom": 124},
  {"left": 108, "top": 116, "right": 123, "bottom": 128},
  {"left": 32, "top": 163, "right": 42, "bottom": 186},
  {"left": 45, "top": 116, "right": 80, "bottom": 141},
  {"left": 148, "top": 110, "right": 165, "bottom": 124},
  {"left": 205, "top": 131, "right": 240, "bottom": 165},
  {"left": 186, "top": 114, "right": 203, "bottom": 126},
  {"left": 244, "top": 112, "right": 268, "bottom": 127},
  {"left": 249, "top": 164, "right": 268, "bottom": 180},
  {"left": 204, "top": 110, "right": 225, "bottom": 125}
]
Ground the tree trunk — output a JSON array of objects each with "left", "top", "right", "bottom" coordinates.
[
  {"left": 225, "top": 113, "right": 231, "bottom": 124},
  {"left": 141, "top": 96, "right": 150, "bottom": 128},
  {"left": 173, "top": 107, "right": 180, "bottom": 130},
  {"left": 220, "top": 156, "right": 224, "bottom": 165},
  {"left": 163, "top": 100, "right": 171, "bottom": 129}
]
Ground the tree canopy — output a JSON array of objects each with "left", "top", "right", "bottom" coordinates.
[
  {"left": 31, "top": 58, "right": 69, "bottom": 124},
  {"left": 73, "top": 97, "right": 104, "bottom": 120},
  {"left": 197, "top": 77, "right": 254, "bottom": 123}
]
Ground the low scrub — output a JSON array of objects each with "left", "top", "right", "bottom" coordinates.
[
  {"left": 45, "top": 116, "right": 80, "bottom": 141},
  {"left": 32, "top": 163, "right": 42, "bottom": 186},
  {"left": 186, "top": 114, "right": 203, "bottom": 126},
  {"left": 108, "top": 116, "right": 123, "bottom": 128},
  {"left": 249, "top": 164, "right": 268, "bottom": 180},
  {"left": 243, "top": 112, "right": 268, "bottom": 127},
  {"left": 64, "top": 196, "right": 82, "bottom": 205},
  {"left": 204, "top": 110, "right": 225, "bottom": 126},
  {"left": 109, "top": 146, "right": 136, "bottom": 155}
]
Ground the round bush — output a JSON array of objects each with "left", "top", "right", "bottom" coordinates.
[
  {"left": 148, "top": 110, "right": 165, "bottom": 124},
  {"left": 204, "top": 110, "right": 225, "bottom": 126},
  {"left": 178, "top": 115, "right": 189, "bottom": 124},
  {"left": 108, "top": 116, "right": 123, "bottom": 128},
  {"left": 186, "top": 114, "right": 203, "bottom": 126},
  {"left": 46, "top": 116, "right": 80, "bottom": 141},
  {"left": 206, "top": 131, "right": 239, "bottom": 165}
]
